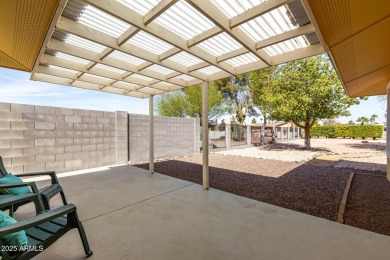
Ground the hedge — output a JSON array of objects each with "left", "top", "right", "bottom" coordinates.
[{"left": 311, "top": 125, "right": 383, "bottom": 139}]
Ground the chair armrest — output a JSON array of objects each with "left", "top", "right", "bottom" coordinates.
[
  {"left": 0, "top": 193, "right": 38, "bottom": 209},
  {"left": 15, "top": 171, "right": 60, "bottom": 185},
  {"left": 0, "top": 204, "right": 76, "bottom": 236},
  {"left": 0, "top": 182, "right": 44, "bottom": 213},
  {"left": 0, "top": 182, "right": 40, "bottom": 194}
]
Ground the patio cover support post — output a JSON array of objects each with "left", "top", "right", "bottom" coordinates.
[
  {"left": 149, "top": 95, "right": 154, "bottom": 174},
  {"left": 202, "top": 81, "right": 209, "bottom": 190},
  {"left": 387, "top": 81, "right": 390, "bottom": 181}
]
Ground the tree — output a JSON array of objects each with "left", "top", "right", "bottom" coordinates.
[
  {"left": 370, "top": 114, "right": 378, "bottom": 124},
  {"left": 155, "top": 84, "right": 226, "bottom": 125},
  {"left": 357, "top": 116, "right": 370, "bottom": 125},
  {"left": 269, "top": 55, "right": 360, "bottom": 149},
  {"left": 248, "top": 66, "right": 278, "bottom": 128},
  {"left": 348, "top": 120, "right": 355, "bottom": 125},
  {"left": 251, "top": 118, "right": 257, "bottom": 124},
  {"left": 214, "top": 76, "right": 257, "bottom": 125}
]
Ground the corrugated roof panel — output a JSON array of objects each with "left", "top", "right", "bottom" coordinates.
[
  {"left": 197, "top": 32, "right": 242, "bottom": 56},
  {"left": 154, "top": 0, "right": 215, "bottom": 40},
  {"left": 65, "top": 34, "right": 106, "bottom": 53},
  {"left": 225, "top": 53, "right": 260, "bottom": 66},
  {"left": 137, "top": 87, "right": 164, "bottom": 95},
  {"left": 239, "top": 6, "right": 297, "bottom": 42},
  {"left": 211, "top": 0, "right": 266, "bottom": 18},
  {"left": 168, "top": 51, "right": 203, "bottom": 67},
  {"left": 129, "top": 31, "right": 174, "bottom": 55},
  {"left": 148, "top": 65, "right": 175, "bottom": 75},
  {"left": 80, "top": 73, "right": 112, "bottom": 84},
  {"left": 156, "top": 81, "right": 173, "bottom": 86},
  {"left": 211, "top": 0, "right": 298, "bottom": 43},
  {"left": 48, "top": 65, "right": 79, "bottom": 74},
  {"left": 174, "top": 74, "right": 195, "bottom": 81},
  {"left": 109, "top": 51, "right": 146, "bottom": 66},
  {"left": 126, "top": 91, "right": 148, "bottom": 98},
  {"left": 101, "top": 86, "right": 126, "bottom": 95},
  {"left": 55, "top": 52, "right": 90, "bottom": 65},
  {"left": 197, "top": 66, "right": 222, "bottom": 75},
  {"left": 111, "top": 81, "right": 139, "bottom": 91},
  {"left": 128, "top": 73, "right": 154, "bottom": 81},
  {"left": 94, "top": 64, "right": 126, "bottom": 74},
  {"left": 263, "top": 36, "right": 309, "bottom": 56},
  {"left": 79, "top": 4, "right": 131, "bottom": 38},
  {"left": 118, "top": 0, "right": 159, "bottom": 15}
]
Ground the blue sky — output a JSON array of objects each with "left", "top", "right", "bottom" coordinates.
[{"left": 0, "top": 68, "right": 386, "bottom": 124}]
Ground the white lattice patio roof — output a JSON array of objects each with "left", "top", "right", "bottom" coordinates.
[{"left": 31, "top": 0, "right": 324, "bottom": 98}]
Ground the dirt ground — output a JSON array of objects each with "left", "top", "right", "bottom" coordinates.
[{"left": 135, "top": 152, "right": 390, "bottom": 236}]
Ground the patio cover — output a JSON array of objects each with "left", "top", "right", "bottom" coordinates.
[
  {"left": 0, "top": 0, "right": 389, "bottom": 185},
  {"left": 0, "top": 0, "right": 388, "bottom": 97}
]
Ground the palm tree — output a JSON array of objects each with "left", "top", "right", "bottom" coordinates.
[
  {"left": 370, "top": 114, "right": 378, "bottom": 124},
  {"left": 357, "top": 116, "right": 370, "bottom": 125},
  {"left": 348, "top": 120, "right": 355, "bottom": 125}
]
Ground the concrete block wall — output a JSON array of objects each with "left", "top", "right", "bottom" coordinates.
[
  {"left": 0, "top": 102, "right": 201, "bottom": 171},
  {"left": 0, "top": 102, "right": 122, "bottom": 173},
  {"left": 129, "top": 114, "right": 200, "bottom": 163}
]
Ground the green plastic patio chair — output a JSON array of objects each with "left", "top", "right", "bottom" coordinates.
[
  {"left": 0, "top": 182, "right": 44, "bottom": 216},
  {"left": 0, "top": 156, "right": 67, "bottom": 212},
  {"left": 0, "top": 191, "right": 92, "bottom": 259}
]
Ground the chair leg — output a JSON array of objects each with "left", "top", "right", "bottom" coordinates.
[
  {"left": 60, "top": 190, "right": 68, "bottom": 205},
  {"left": 72, "top": 212, "right": 93, "bottom": 257}
]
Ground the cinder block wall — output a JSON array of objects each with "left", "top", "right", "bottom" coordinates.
[
  {"left": 0, "top": 102, "right": 127, "bottom": 173},
  {"left": 129, "top": 114, "right": 200, "bottom": 163}
]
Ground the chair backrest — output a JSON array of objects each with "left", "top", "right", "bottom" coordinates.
[{"left": 0, "top": 156, "right": 9, "bottom": 177}]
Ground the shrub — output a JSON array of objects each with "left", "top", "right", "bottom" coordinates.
[
  {"left": 311, "top": 126, "right": 335, "bottom": 138},
  {"left": 311, "top": 125, "right": 383, "bottom": 139}
]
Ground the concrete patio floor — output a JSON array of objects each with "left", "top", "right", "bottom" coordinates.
[{"left": 15, "top": 165, "right": 390, "bottom": 260}]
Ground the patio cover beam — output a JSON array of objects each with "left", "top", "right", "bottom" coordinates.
[
  {"left": 229, "top": 0, "right": 293, "bottom": 28},
  {"left": 84, "top": 0, "right": 236, "bottom": 76},
  {"left": 202, "top": 81, "right": 209, "bottom": 190},
  {"left": 256, "top": 23, "right": 315, "bottom": 49},
  {"left": 187, "top": 26, "right": 222, "bottom": 48},
  {"left": 144, "top": 0, "right": 179, "bottom": 26},
  {"left": 186, "top": 0, "right": 272, "bottom": 66},
  {"left": 47, "top": 39, "right": 191, "bottom": 87},
  {"left": 55, "top": 17, "right": 208, "bottom": 81},
  {"left": 40, "top": 54, "right": 177, "bottom": 92},
  {"left": 36, "top": 65, "right": 169, "bottom": 95},
  {"left": 32, "top": 73, "right": 149, "bottom": 98}
]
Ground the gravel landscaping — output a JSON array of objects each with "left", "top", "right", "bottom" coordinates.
[
  {"left": 217, "top": 146, "right": 318, "bottom": 162},
  {"left": 135, "top": 139, "right": 390, "bottom": 236},
  {"left": 336, "top": 155, "right": 387, "bottom": 172},
  {"left": 284, "top": 138, "right": 386, "bottom": 154},
  {"left": 345, "top": 174, "right": 390, "bottom": 236},
  {"left": 136, "top": 154, "right": 350, "bottom": 221},
  {"left": 217, "top": 139, "right": 386, "bottom": 163}
]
